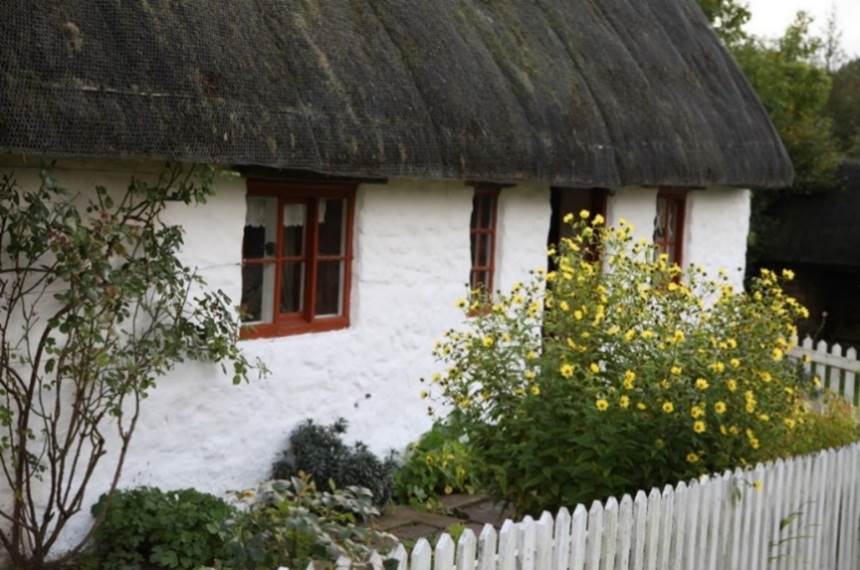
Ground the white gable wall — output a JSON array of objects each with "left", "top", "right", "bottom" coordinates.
[{"left": 684, "top": 188, "right": 751, "bottom": 289}]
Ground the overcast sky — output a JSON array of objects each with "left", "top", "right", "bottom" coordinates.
[{"left": 745, "top": 0, "right": 860, "bottom": 57}]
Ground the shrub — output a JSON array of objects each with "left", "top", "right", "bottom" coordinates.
[
  {"left": 219, "top": 475, "right": 397, "bottom": 569},
  {"left": 782, "top": 393, "right": 860, "bottom": 456},
  {"left": 272, "top": 419, "right": 396, "bottom": 506},
  {"left": 427, "top": 213, "right": 812, "bottom": 515},
  {"left": 394, "top": 421, "right": 482, "bottom": 510},
  {"left": 85, "top": 487, "right": 236, "bottom": 570}
]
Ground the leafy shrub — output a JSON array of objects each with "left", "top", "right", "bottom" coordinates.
[
  {"left": 219, "top": 475, "right": 397, "bottom": 570},
  {"left": 782, "top": 393, "right": 860, "bottom": 456},
  {"left": 272, "top": 419, "right": 396, "bottom": 506},
  {"left": 85, "top": 487, "right": 235, "bottom": 570},
  {"left": 427, "top": 213, "right": 812, "bottom": 515},
  {"left": 394, "top": 421, "right": 482, "bottom": 509}
]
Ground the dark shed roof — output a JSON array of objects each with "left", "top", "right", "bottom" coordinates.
[
  {"left": 0, "top": 0, "right": 792, "bottom": 188},
  {"left": 761, "top": 160, "right": 860, "bottom": 267}
]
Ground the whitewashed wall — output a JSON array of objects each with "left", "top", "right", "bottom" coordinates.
[
  {"left": 0, "top": 162, "right": 552, "bottom": 550},
  {"left": 685, "top": 187, "right": 751, "bottom": 289}
]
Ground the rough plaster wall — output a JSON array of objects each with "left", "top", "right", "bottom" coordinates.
[
  {"left": 495, "top": 183, "right": 552, "bottom": 291},
  {"left": 606, "top": 187, "right": 659, "bottom": 242},
  {"left": 0, "top": 165, "right": 552, "bottom": 551},
  {"left": 684, "top": 188, "right": 751, "bottom": 288}
]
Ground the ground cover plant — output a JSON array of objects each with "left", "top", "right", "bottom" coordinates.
[{"left": 426, "top": 212, "right": 817, "bottom": 515}]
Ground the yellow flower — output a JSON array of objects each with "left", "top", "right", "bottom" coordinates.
[
  {"left": 524, "top": 370, "right": 536, "bottom": 381},
  {"left": 590, "top": 363, "right": 600, "bottom": 374},
  {"left": 636, "top": 402, "right": 647, "bottom": 411},
  {"left": 574, "top": 310, "right": 584, "bottom": 321},
  {"left": 563, "top": 213, "right": 575, "bottom": 224},
  {"left": 560, "top": 364, "right": 575, "bottom": 379},
  {"left": 420, "top": 390, "right": 429, "bottom": 399},
  {"left": 782, "top": 269, "right": 795, "bottom": 281},
  {"left": 456, "top": 298, "right": 468, "bottom": 309},
  {"left": 527, "top": 351, "right": 538, "bottom": 361},
  {"left": 758, "top": 414, "right": 770, "bottom": 422},
  {"left": 671, "top": 366, "right": 682, "bottom": 376},
  {"left": 660, "top": 379, "right": 671, "bottom": 390},
  {"left": 714, "top": 402, "right": 727, "bottom": 415},
  {"left": 560, "top": 301, "right": 570, "bottom": 312},
  {"left": 673, "top": 330, "right": 685, "bottom": 343},
  {"left": 730, "top": 358, "right": 741, "bottom": 369},
  {"left": 691, "top": 405, "right": 705, "bottom": 419},
  {"left": 772, "top": 348, "right": 784, "bottom": 362},
  {"left": 592, "top": 214, "right": 605, "bottom": 226},
  {"left": 482, "top": 336, "right": 494, "bottom": 348},
  {"left": 530, "top": 385, "right": 541, "bottom": 396},
  {"left": 709, "top": 362, "right": 725, "bottom": 374},
  {"left": 596, "top": 399, "right": 610, "bottom": 412},
  {"left": 607, "top": 325, "right": 621, "bottom": 336},
  {"left": 687, "top": 452, "right": 700, "bottom": 464},
  {"left": 693, "top": 421, "right": 707, "bottom": 434},
  {"left": 759, "top": 371, "right": 772, "bottom": 383},
  {"left": 579, "top": 209, "right": 591, "bottom": 219},
  {"left": 624, "top": 329, "right": 637, "bottom": 342},
  {"left": 726, "top": 379, "right": 738, "bottom": 392},
  {"left": 431, "top": 372, "right": 442, "bottom": 383},
  {"left": 619, "top": 395, "right": 631, "bottom": 409},
  {"left": 695, "top": 378, "right": 710, "bottom": 391},
  {"left": 662, "top": 402, "right": 675, "bottom": 414},
  {"left": 444, "top": 485, "right": 454, "bottom": 495},
  {"left": 784, "top": 418, "right": 796, "bottom": 430}
]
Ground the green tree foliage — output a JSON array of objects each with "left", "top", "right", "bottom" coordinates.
[
  {"left": 827, "top": 58, "right": 860, "bottom": 157},
  {"left": 697, "top": 0, "right": 751, "bottom": 47}
]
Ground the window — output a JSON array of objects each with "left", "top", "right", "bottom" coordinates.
[
  {"left": 653, "top": 191, "right": 686, "bottom": 266},
  {"left": 469, "top": 186, "right": 500, "bottom": 294},
  {"left": 240, "top": 180, "right": 355, "bottom": 338}
]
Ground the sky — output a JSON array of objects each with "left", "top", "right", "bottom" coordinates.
[{"left": 746, "top": 0, "right": 860, "bottom": 57}]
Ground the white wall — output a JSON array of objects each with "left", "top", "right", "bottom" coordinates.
[
  {"left": 606, "top": 187, "right": 658, "bottom": 242},
  {"left": 0, "top": 162, "right": 552, "bottom": 551},
  {"left": 684, "top": 188, "right": 751, "bottom": 289}
]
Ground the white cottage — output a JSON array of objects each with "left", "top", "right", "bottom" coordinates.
[{"left": 0, "top": 0, "right": 791, "bottom": 547}]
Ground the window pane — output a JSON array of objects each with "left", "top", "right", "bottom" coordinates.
[
  {"left": 653, "top": 198, "right": 667, "bottom": 244},
  {"left": 476, "top": 234, "right": 491, "bottom": 267},
  {"left": 282, "top": 203, "right": 307, "bottom": 257},
  {"left": 244, "top": 197, "right": 278, "bottom": 259},
  {"left": 471, "top": 270, "right": 490, "bottom": 292},
  {"left": 470, "top": 194, "right": 480, "bottom": 230},
  {"left": 480, "top": 194, "right": 494, "bottom": 229},
  {"left": 318, "top": 198, "right": 346, "bottom": 256},
  {"left": 241, "top": 263, "right": 275, "bottom": 324},
  {"left": 280, "top": 261, "right": 305, "bottom": 314},
  {"left": 315, "top": 260, "right": 344, "bottom": 317}
]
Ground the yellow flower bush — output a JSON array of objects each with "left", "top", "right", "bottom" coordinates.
[{"left": 428, "top": 216, "right": 813, "bottom": 515}]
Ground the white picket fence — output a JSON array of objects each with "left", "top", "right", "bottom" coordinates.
[
  {"left": 355, "top": 442, "right": 860, "bottom": 570},
  {"left": 792, "top": 336, "right": 860, "bottom": 406}
]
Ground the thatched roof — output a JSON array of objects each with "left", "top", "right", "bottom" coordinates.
[
  {"left": 0, "top": 0, "right": 792, "bottom": 188},
  {"left": 760, "top": 161, "right": 860, "bottom": 267}
]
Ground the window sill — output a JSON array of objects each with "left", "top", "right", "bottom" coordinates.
[{"left": 240, "top": 316, "right": 349, "bottom": 340}]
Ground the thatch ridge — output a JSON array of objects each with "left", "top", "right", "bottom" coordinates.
[{"left": 0, "top": 0, "right": 792, "bottom": 188}]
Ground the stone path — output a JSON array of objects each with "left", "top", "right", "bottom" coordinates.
[{"left": 375, "top": 495, "right": 514, "bottom": 542}]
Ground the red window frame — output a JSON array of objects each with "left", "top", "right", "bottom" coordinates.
[
  {"left": 469, "top": 186, "right": 500, "bottom": 295},
  {"left": 240, "top": 179, "right": 356, "bottom": 339},
  {"left": 654, "top": 191, "right": 686, "bottom": 266}
]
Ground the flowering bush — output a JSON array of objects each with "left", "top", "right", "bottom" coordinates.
[{"left": 427, "top": 212, "right": 812, "bottom": 515}]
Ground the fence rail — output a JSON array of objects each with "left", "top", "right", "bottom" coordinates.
[
  {"left": 792, "top": 336, "right": 860, "bottom": 405},
  {"left": 349, "top": 442, "right": 860, "bottom": 570}
]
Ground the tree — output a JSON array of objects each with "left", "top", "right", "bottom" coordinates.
[
  {"left": 0, "top": 166, "right": 262, "bottom": 569},
  {"left": 821, "top": 3, "right": 847, "bottom": 73},
  {"left": 697, "top": 0, "right": 751, "bottom": 47},
  {"left": 826, "top": 58, "right": 860, "bottom": 157}
]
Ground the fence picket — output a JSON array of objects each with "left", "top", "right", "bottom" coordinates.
[
  {"left": 601, "top": 498, "right": 619, "bottom": 570},
  {"left": 846, "top": 347, "right": 858, "bottom": 405},
  {"left": 670, "top": 482, "right": 688, "bottom": 570},
  {"left": 643, "top": 488, "right": 661, "bottom": 570},
  {"left": 631, "top": 491, "right": 648, "bottom": 570},
  {"left": 411, "top": 539, "right": 432, "bottom": 570},
  {"left": 571, "top": 504, "right": 588, "bottom": 570},
  {"left": 498, "top": 520, "right": 516, "bottom": 570},
  {"left": 535, "top": 512, "right": 553, "bottom": 570},
  {"left": 477, "top": 525, "right": 496, "bottom": 570},
  {"left": 456, "top": 529, "right": 477, "bottom": 570},
  {"left": 435, "top": 534, "right": 455, "bottom": 570},
  {"left": 585, "top": 501, "right": 604, "bottom": 570},
  {"left": 519, "top": 516, "right": 536, "bottom": 570},
  {"left": 616, "top": 495, "right": 634, "bottom": 570},
  {"left": 684, "top": 480, "right": 701, "bottom": 570},
  {"left": 553, "top": 508, "right": 571, "bottom": 570},
  {"left": 392, "top": 544, "right": 409, "bottom": 570},
  {"left": 656, "top": 485, "right": 674, "bottom": 569}
]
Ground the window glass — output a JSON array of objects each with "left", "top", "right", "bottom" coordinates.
[
  {"left": 282, "top": 203, "right": 307, "bottom": 257},
  {"left": 241, "top": 264, "right": 275, "bottom": 323},
  {"left": 318, "top": 198, "right": 346, "bottom": 256},
  {"left": 280, "top": 261, "right": 305, "bottom": 314},
  {"left": 243, "top": 197, "right": 278, "bottom": 259},
  {"left": 315, "top": 260, "right": 344, "bottom": 316}
]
